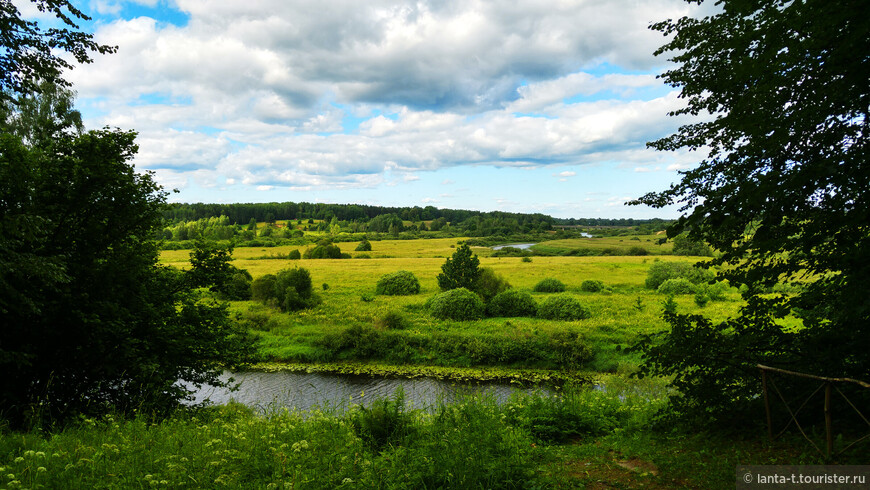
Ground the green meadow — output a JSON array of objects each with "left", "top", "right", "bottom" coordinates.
[{"left": 161, "top": 236, "right": 741, "bottom": 375}]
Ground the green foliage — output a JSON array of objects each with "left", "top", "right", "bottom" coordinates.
[
  {"left": 533, "top": 278, "right": 566, "bottom": 293},
  {"left": 288, "top": 249, "right": 301, "bottom": 260},
  {"left": 275, "top": 267, "right": 320, "bottom": 311},
  {"left": 0, "top": 1, "right": 116, "bottom": 99},
  {"left": 251, "top": 268, "right": 320, "bottom": 312},
  {"left": 355, "top": 237, "right": 372, "bottom": 251},
  {"left": 537, "top": 295, "right": 591, "bottom": 321},
  {"left": 632, "top": 0, "right": 870, "bottom": 424},
  {"left": 627, "top": 246, "right": 649, "bottom": 256},
  {"left": 580, "top": 279, "right": 605, "bottom": 292},
  {"left": 671, "top": 233, "right": 713, "bottom": 257},
  {"left": 304, "top": 239, "right": 343, "bottom": 259},
  {"left": 375, "top": 270, "right": 421, "bottom": 296},
  {"left": 521, "top": 256, "right": 532, "bottom": 263},
  {"left": 374, "top": 310, "right": 411, "bottom": 330},
  {"left": 219, "top": 271, "right": 253, "bottom": 301},
  {"left": 694, "top": 292, "right": 710, "bottom": 307},
  {"left": 426, "top": 288, "right": 485, "bottom": 321},
  {"left": 487, "top": 289, "right": 537, "bottom": 318},
  {"left": 0, "top": 123, "right": 254, "bottom": 427},
  {"left": 436, "top": 243, "right": 481, "bottom": 291},
  {"left": 350, "top": 391, "right": 415, "bottom": 452},
  {"left": 251, "top": 274, "right": 277, "bottom": 303},
  {"left": 472, "top": 267, "right": 511, "bottom": 302},
  {"left": 657, "top": 278, "right": 698, "bottom": 295},
  {"left": 644, "top": 261, "right": 714, "bottom": 290}
]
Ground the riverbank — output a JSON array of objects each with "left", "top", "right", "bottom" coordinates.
[{"left": 0, "top": 380, "right": 833, "bottom": 489}]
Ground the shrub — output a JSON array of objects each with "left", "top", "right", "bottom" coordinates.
[
  {"left": 219, "top": 271, "right": 253, "bottom": 300},
  {"left": 427, "top": 288, "right": 485, "bottom": 321},
  {"left": 252, "top": 267, "right": 321, "bottom": 311},
  {"left": 251, "top": 274, "right": 278, "bottom": 302},
  {"left": 288, "top": 249, "right": 301, "bottom": 260},
  {"left": 657, "top": 278, "right": 698, "bottom": 295},
  {"left": 521, "top": 256, "right": 532, "bottom": 263},
  {"left": 694, "top": 292, "right": 711, "bottom": 307},
  {"left": 672, "top": 233, "right": 714, "bottom": 256},
  {"left": 703, "top": 281, "right": 731, "bottom": 301},
  {"left": 355, "top": 238, "right": 372, "bottom": 251},
  {"left": 627, "top": 246, "right": 649, "bottom": 256},
  {"left": 487, "top": 289, "right": 537, "bottom": 317},
  {"left": 537, "top": 295, "right": 591, "bottom": 321},
  {"left": 376, "top": 270, "right": 421, "bottom": 296},
  {"left": 374, "top": 310, "right": 411, "bottom": 330},
  {"left": 304, "top": 239, "right": 342, "bottom": 259},
  {"left": 645, "top": 261, "right": 715, "bottom": 290},
  {"left": 579, "top": 279, "right": 605, "bottom": 292},
  {"left": 436, "top": 243, "right": 481, "bottom": 291},
  {"left": 472, "top": 267, "right": 511, "bottom": 302},
  {"left": 533, "top": 278, "right": 566, "bottom": 293}
]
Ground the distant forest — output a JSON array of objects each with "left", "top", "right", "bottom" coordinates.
[{"left": 163, "top": 201, "right": 667, "bottom": 229}]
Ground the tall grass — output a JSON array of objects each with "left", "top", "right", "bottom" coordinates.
[{"left": 0, "top": 383, "right": 665, "bottom": 489}]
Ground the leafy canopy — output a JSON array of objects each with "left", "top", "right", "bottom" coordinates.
[
  {"left": 631, "top": 0, "right": 870, "bottom": 422},
  {"left": 0, "top": 86, "right": 255, "bottom": 427},
  {"left": 1, "top": 0, "right": 116, "bottom": 99}
]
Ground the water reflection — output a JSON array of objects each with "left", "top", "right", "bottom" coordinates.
[{"left": 188, "top": 371, "right": 550, "bottom": 413}]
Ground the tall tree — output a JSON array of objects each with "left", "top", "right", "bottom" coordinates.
[
  {"left": 0, "top": 87, "right": 255, "bottom": 428},
  {"left": 1, "top": 0, "right": 115, "bottom": 100},
  {"left": 631, "top": 0, "right": 869, "bottom": 422}
]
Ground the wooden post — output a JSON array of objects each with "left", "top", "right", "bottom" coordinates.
[
  {"left": 762, "top": 368, "right": 773, "bottom": 441},
  {"left": 825, "top": 382, "right": 833, "bottom": 459}
]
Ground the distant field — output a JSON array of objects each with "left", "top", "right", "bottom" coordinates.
[{"left": 160, "top": 237, "right": 741, "bottom": 374}]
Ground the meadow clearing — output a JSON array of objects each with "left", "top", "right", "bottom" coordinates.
[{"left": 161, "top": 235, "right": 741, "bottom": 376}]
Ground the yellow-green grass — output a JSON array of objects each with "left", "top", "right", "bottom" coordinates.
[
  {"left": 531, "top": 234, "right": 676, "bottom": 254},
  {"left": 161, "top": 241, "right": 748, "bottom": 372}
]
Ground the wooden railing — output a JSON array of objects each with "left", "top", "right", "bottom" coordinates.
[{"left": 758, "top": 364, "right": 870, "bottom": 458}]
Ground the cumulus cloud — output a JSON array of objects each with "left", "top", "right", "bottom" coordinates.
[{"left": 60, "top": 0, "right": 705, "bottom": 199}]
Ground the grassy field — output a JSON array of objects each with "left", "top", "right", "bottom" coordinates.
[{"left": 161, "top": 237, "right": 742, "bottom": 373}]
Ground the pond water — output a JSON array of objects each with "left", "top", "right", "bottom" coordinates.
[
  {"left": 491, "top": 243, "right": 536, "bottom": 250},
  {"left": 188, "top": 371, "right": 551, "bottom": 413}
]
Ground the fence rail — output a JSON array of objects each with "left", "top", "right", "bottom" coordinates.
[{"left": 758, "top": 364, "right": 870, "bottom": 458}]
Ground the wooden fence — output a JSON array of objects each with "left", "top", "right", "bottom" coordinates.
[{"left": 758, "top": 364, "right": 870, "bottom": 458}]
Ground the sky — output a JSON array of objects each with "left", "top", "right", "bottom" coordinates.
[{"left": 25, "top": 0, "right": 712, "bottom": 219}]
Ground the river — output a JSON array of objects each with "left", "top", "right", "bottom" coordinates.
[{"left": 188, "top": 370, "right": 551, "bottom": 413}]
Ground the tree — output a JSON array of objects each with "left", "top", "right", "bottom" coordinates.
[
  {"left": 437, "top": 243, "right": 481, "bottom": 291},
  {"left": 1, "top": 0, "right": 115, "bottom": 100},
  {"left": 0, "top": 96, "right": 255, "bottom": 427},
  {"left": 631, "top": 0, "right": 869, "bottom": 423}
]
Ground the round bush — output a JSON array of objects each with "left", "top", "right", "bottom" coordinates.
[
  {"left": 355, "top": 239, "right": 372, "bottom": 251},
  {"left": 537, "top": 295, "right": 591, "bottom": 321},
  {"left": 579, "top": 279, "right": 605, "bottom": 293},
  {"left": 487, "top": 289, "right": 537, "bottom": 317},
  {"left": 533, "top": 278, "right": 566, "bottom": 293},
  {"left": 645, "top": 261, "right": 715, "bottom": 290},
  {"left": 657, "top": 278, "right": 698, "bottom": 295},
  {"left": 427, "top": 288, "right": 485, "bottom": 321},
  {"left": 473, "top": 267, "right": 511, "bottom": 302},
  {"left": 375, "top": 270, "right": 421, "bottom": 296}
]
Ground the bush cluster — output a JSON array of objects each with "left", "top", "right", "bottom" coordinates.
[
  {"left": 375, "top": 270, "right": 421, "bottom": 296},
  {"left": 473, "top": 267, "right": 511, "bottom": 302},
  {"left": 537, "top": 295, "right": 591, "bottom": 321},
  {"left": 579, "top": 279, "right": 605, "bottom": 293},
  {"left": 533, "top": 278, "right": 566, "bottom": 293},
  {"left": 426, "top": 288, "right": 485, "bottom": 321},
  {"left": 304, "top": 239, "right": 343, "bottom": 259},
  {"left": 251, "top": 267, "right": 321, "bottom": 311},
  {"left": 355, "top": 238, "right": 372, "bottom": 251},
  {"left": 487, "top": 289, "right": 537, "bottom": 317},
  {"left": 657, "top": 278, "right": 698, "bottom": 295},
  {"left": 644, "top": 261, "right": 715, "bottom": 290}
]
